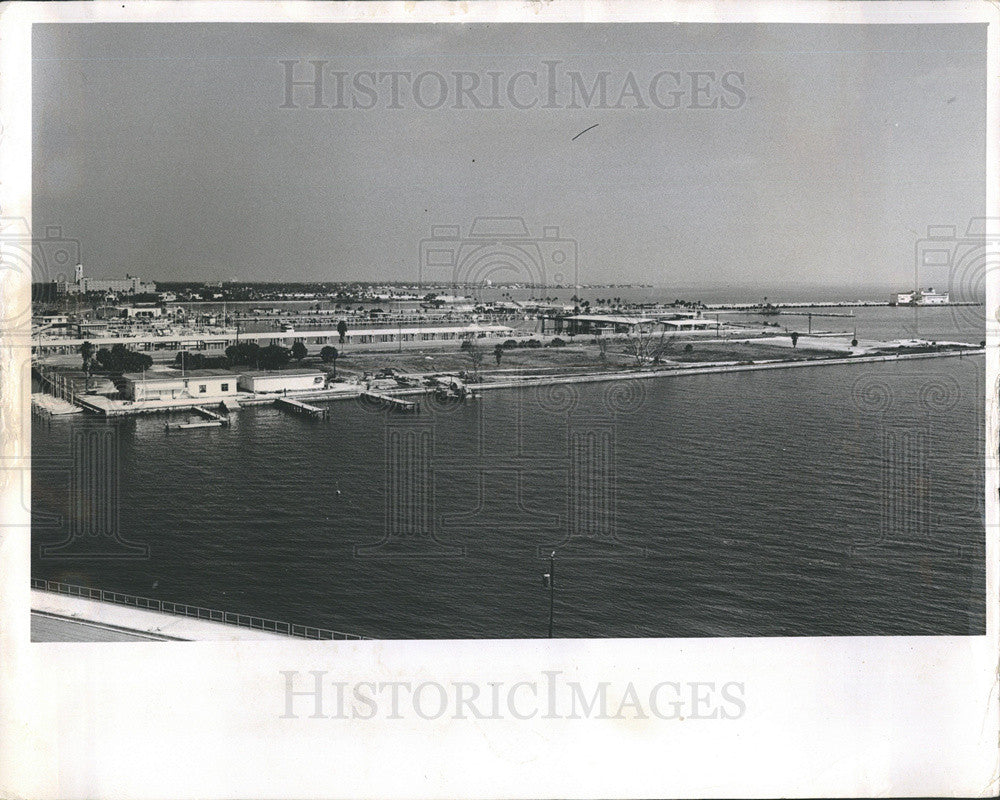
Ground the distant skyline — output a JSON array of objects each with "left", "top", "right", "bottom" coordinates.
[{"left": 33, "top": 22, "right": 986, "bottom": 287}]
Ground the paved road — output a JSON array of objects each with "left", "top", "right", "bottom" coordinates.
[{"left": 31, "top": 612, "right": 173, "bottom": 642}]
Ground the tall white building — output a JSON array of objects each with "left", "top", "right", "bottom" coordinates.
[{"left": 64, "top": 264, "right": 156, "bottom": 295}]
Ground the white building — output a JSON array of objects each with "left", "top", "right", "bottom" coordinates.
[
  {"left": 919, "top": 288, "right": 949, "bottom": 305},
  {"left": 123, "top": 305, "right": 163, "bottom": 319},
  {"left": 64, "top": 264, "right": 157, "bottom": 295},
  {"left": 237, "top": 369, "right": 326, "bottom": 394},
  {"left": 891, "top": 288, "right": 949, "bottom": 305},
  {"left": 122, "top": 369, "right": 239, "bottom": 401}
]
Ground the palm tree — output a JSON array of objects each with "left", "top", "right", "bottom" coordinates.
[
  {"left": 320, "top": 345, "right": 339, "bottom": 378},
  {"left": 80, "top": 340, "right": 94, "bottom": 372}
]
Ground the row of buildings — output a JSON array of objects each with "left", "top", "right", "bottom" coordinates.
[{"left": 32, "top": 323, "right": 518, "bottom": 357}]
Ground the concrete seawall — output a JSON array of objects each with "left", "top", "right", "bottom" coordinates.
[{"left": 30, "top": 590, "right": 296, "bottom": 641}]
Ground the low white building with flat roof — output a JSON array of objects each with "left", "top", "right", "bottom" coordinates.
[
  {"left": 237, "top": 369, "right": 326, "bottom": 394},
  {"left": 919, "top": 288, "right": 950, "bottom": 305},
  {"left": 122, "top": 369, "right": 239, "bottom": 401}
]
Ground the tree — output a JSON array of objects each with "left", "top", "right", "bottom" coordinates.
[
  {"left": 337, "top": 319, "right": 348, "bottom": 344},
  {"left": 291, "top": 340, "right": 308, "bottom": 362},
  {"left": 96, "top": 343, "right": 152, "bottom": 373},
  {"left": 790, "top": 332, "right": 799, "bottom": 348},
  {"left": 80, "top": 340, "right": 94, "bottom": 372},
  {"left": 597, "top": 337, "right": 609, "bottom": 367},
  {"left": 851, "top": 338, "right": 858, "bottom": 347},
  {"left": 225, "top": 342, "right": 262, "bottom": 367},
  {"left": 623, "top": 326, "right": 669, "bottom": 366},
  {"left": 494, "top": 344, "right": 504, "bottom": 365},
  {"left": 466, "top": 341, "right": 483, "bottom": 376},
  {"left": 259, "top": 343, "right": 291, "bottom": 370},
  {"left": 320, "top": 345, "right": 339, "bottom": 378}
]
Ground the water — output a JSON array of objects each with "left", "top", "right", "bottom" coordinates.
[{"left": 32, "top": 307, "right": 985, "bottom": 638}]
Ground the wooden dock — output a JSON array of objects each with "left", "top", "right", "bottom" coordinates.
[
  {"left": 31, "top": 393, "right": 83, "bottom": 416},
  {"left": 192, "top": 405, "right": 228, "bottom": 423},
  {"left": 275, "top": 396, "right": 330, "bottom": 419},
  {"left": 165, "top": 420, "right": 224, "bottom": 431},
  {"left": 361, "top": 391, "right": 420, "bottom": 412}
]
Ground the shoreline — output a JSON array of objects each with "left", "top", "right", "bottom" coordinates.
[{"left": 36, "top": 346, "right": 984, "bottom": 417}]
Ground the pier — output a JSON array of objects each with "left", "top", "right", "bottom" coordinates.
[
  {"left": 193, "top": 405, "right": 227, "bottom": 422},
  {"left": 31, "top": 393, "right": 83, "bottom": 416},
  {"left": 360, "top": 390, "right": 420, "bottom": 412},
  {"left": 275, "top": 396, "right": 330, "bottom": 419},
  {"left": 164, "top": 406, "right": 230, "bottom": 431}
]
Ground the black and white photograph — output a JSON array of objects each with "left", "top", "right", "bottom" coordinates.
[{"left": 1, "top": 2, "right": 998, "bottom": 798}]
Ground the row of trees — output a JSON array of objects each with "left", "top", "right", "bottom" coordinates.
[
  {"left": 82, "top": 338, "right": 343, "bottom": 378},
  {"left": 80, "top": 341, "right": 153, "bottom": 374}
]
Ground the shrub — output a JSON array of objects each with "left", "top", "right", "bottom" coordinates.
[{"left": 549, "top": 337, "right": 567, "bottom": 348}]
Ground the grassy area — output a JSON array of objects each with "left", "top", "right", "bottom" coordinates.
[{"left": 325, "top": 339, "right": 845, "bottom": 379}]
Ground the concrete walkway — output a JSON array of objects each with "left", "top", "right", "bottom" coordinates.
[{"left": 30, "top": 590, "right": 296, "bottom": 642}]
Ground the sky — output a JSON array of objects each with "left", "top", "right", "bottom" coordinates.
[{"left": 32, "top": 22, "right": 987, "bottom": 291}]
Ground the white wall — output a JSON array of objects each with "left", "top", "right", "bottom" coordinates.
[{"left": 237, "top": 373, "right": 325, "bottom": 393}]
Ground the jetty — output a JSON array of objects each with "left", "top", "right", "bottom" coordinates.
[
  {"left": 275, "top": 396, "right": 330, "bottom": 419},
  {"left": 360, "top": 390, "right": 420, "bottom": 413}
]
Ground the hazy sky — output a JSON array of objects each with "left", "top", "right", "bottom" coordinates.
[{"left": 33, "top": 22, "right": 986, "bottom": 289}]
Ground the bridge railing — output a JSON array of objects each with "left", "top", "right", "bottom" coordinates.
[{"left": 31, "top": 578, "right": 365, "bottom": 640}]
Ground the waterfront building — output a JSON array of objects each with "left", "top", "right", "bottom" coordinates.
[
  {"left": 237, "top": 369, "right": 326, "bottom": 394},
  {"left": 553, "top": 314, "right": 660, "bottom": 335},
  {"left": 890, "top": 288, "right": 950, "bottom": 305},
  {"left": 122, "top": 369, "right": 239, "bottom": 401},
  {"left": 919, "top": 288, "right": 950, "bottom": 305}
]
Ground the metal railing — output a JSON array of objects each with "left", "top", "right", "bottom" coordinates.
[{"left": 31, "top": 578, "right": 365, "bottom": 640}]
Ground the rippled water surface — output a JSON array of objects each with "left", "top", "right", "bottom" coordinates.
[{"left": 32, "top": 342, "right": 985, "bottom": 638}]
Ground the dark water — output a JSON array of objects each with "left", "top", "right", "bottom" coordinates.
[{"left": 32, "top": 348, "right": 985, "bottom": 638}]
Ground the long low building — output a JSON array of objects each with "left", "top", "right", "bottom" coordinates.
[
  {"left": 32, "top": 323, "right": 516, "bottom": 356},
  {"left": 237, "top": 369, "right": 326, "bottom": 394},
  {"left": 122, "top": 369, "right": 239, "bottom": 401}
]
